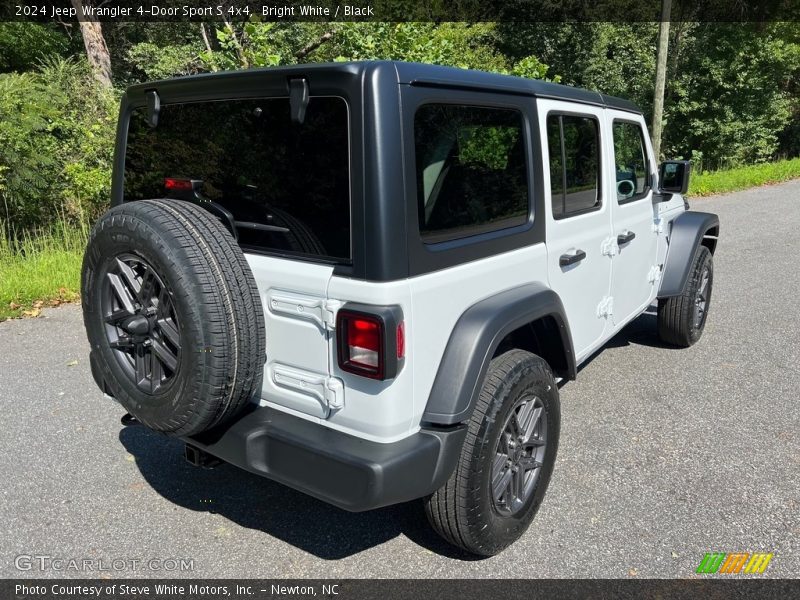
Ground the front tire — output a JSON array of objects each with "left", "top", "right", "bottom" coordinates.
[
  {"left": 425, "top": 349, "right": 560, "bottom": 556},
  {"left": 658, "top": 245, "right": 713, "bottom": 347}
]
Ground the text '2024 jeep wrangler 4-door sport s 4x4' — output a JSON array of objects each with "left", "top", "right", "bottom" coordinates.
[{"left": 82, "top": 61, "right": 719, "bottom": 556}]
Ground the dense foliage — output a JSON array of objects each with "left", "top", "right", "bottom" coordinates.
[
  {"left": 0, "top": 20, "right": 799, "bottom": 235},
  {"left": 0, "top": 55, "right": 116, "bottom": 232}
]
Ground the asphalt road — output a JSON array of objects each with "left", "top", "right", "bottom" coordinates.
[{"left": 1, "top": 181, "right": 798, "bottom": 579}]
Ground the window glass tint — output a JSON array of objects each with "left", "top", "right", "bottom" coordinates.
[
  {"left": 547, "top": 117, "right": 564, "bottom": 203},
  {"left": 548, "top": 114, "right": 600, "bottom": 218},
  {"left": 124, "top": 97, "right": 351, "bottom": 261},
  {"left": 414, "top": 104, "right": 529, "bottom": 242},
  {"left": 613, "top": 121, "right": 650, "bottom": 202}
]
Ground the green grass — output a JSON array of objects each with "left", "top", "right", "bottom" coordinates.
[
  {"left": 0, "top": 221, "right": 87, "bottom": 321},
  {"left": 688, "top": 156, "right": 800, "bottom": 196}
]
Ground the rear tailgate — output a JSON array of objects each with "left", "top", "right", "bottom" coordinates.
[{"left": 247, "top": 254, "right": 339, "bottom": 418}]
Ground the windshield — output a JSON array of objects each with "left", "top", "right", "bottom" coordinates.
[{"left": 124, "top": 96, "right": 351, "bottom": 261}]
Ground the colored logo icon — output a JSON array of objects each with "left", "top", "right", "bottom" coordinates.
[{"left": 696, "top": 552, "right": 773, "bottom": 574}]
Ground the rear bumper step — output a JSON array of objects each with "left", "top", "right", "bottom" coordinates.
[{"left": 183, "top": 405, "right": 467, "bottom": 512}]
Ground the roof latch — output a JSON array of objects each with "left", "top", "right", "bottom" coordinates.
[
  {"left": 145, "top": 90, "right": 160, "bottom": 128},
  {"left": 288, "top": 78, "right": 309, "bottom": 124}
]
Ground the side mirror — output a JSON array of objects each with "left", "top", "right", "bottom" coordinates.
[{"left": 659, "top": 160, "right": 691, "bottom": 194}]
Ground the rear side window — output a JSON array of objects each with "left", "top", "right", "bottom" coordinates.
[
  {"left": 547, "top": 114, "right": 601, "bottom": 218},
  {"left": 613, "top": 120, "right": 651, "bottom": 203},
  {"left": 414, "top": 104, "right": 529, "bottom": 243},
  {"left": 124, "top": 97, "right": 351, "bottom": 261}
]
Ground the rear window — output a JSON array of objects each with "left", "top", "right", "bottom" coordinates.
[
  {"left": 124, "top": 97, "right": 351, "bottom": 261},
  {"left": 414, "top": 104, "right": 529, "bottom": 243}
]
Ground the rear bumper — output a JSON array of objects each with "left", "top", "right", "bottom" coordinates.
[{"left": 184, "top": 405, "right": 467, "bottom": 512}]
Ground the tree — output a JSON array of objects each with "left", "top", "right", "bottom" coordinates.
[
  {"left": 663, "top": 23, "right": 799, "bottom": 169},
  {"left": 70, "top": 0, "right": 112, "bottom": 87},
  {"left": 0, "top": 23, "right": 69, "bottom": 73},
  {"left": 651, "top": 0, "right": 671, "bottom": 161}
]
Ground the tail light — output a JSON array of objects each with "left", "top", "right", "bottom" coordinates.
[
  {"left": 336, "top": 305, "right": 404, "bottom": 380},
  {"left": 164, "top": 178, "right": 204, "bottom": 201},
  {"left": 164, "top": 177, "right": 194, "bottom": 191}
]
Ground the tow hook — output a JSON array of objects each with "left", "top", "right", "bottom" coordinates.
[{"left": 184, "top": 444, "right": 223, "bottom": 469}]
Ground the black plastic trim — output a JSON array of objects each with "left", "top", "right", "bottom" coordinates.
[
  {"left": 422, "top": 283, "right": 575, "bottom": 425},
  {"left": 185, "top": 404, "right": 468, "bottom": 512},
  {"left": 660, "top": 160, "right": 692, "bottom": 195},
  {"left": 394, "top": 62, "right": 643, "bottom": 115},
  {"left": 658, "top": 211, "right": 720, "bottom": 298},
  {"left": 559, "top": 249, "right": 586, "bottom": 267},
  {"left": 145, "top": 90, "right": 160, "bottom": 128}
]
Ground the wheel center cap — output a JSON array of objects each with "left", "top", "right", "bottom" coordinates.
[{"left": 122, "top": 315, "right": 150, "bottom": 335}]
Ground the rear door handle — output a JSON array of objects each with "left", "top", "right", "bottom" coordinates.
[
  {"left": 559, "top": 249, "right": 586, "bottom": 267},
  {"left": 617, "top": 231, "right": 636, "bottom": 245}
]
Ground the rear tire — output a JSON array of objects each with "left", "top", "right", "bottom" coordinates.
[
  {"left": 658, "top": 245, "right": 713, "bottom": 347},
  {"left": 425, "top": 349, "right": 560, "bottom": 556},
  {"left": 82, "top": 199, "right": 266, "bottom": 437}
]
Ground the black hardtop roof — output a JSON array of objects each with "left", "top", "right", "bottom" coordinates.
[{"left": 127, "top": 60, "right": 642, "bottom": 115}]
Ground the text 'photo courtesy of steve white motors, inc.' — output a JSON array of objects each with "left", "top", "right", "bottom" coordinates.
[{"left": 13, "top": 583, "right": 341, "bottom": 598}]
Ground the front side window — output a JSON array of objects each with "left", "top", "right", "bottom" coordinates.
[
  {"left": 613, "top": 120, "right": 651, "bottom": 203},
  {"left": 547, "top": 114, "right": 601, "bottom": 218},
  {"left": 414, "top": 104, "right": 529, "bottom": 243},
  {"left": 124, "top": 97, "right": 351, "bottom": 261}
]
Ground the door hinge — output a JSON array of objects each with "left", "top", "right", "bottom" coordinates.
[
  {"left": 324, "top": 377, "right": 345, "bottom": 411},
  {"left": 597, "top": 296, "right": 614, "bottom": 319},
  {"left": 601, "top": 237, "right": 618, "bottom": 257},
  {"left": 647, "top": 265, "right": 662, "bottom": 284},
  {"left": 268, "top": 291, "right": 342, "bottom": 331},
  {"left": 652, "top": 217, "right": 664, "bottom": 234},
  {"left": 321, "top": 299, "right": 342, "bottom": 330},
  {"left": 271, "top": 364, "right": 345, "bottom": 415}
]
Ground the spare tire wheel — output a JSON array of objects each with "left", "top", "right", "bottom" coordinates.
[{"left": 81, "top": 199, "right": 266, "bottom": 437}]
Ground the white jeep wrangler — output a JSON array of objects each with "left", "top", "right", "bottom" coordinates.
[{"left": 82, "top": 61, "right": 719, "bottom": 556}]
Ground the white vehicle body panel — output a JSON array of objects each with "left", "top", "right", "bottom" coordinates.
[
  {"left": 324, "top": 276, "right": 414, "bottom": 442},
  {"left": 537, "top": 99, "right": 613, "bottom": 363},
  {"left": 605, "top": 109, "right": 660, "bottom": 329},
  {"left": 242, "top": 96, "right": 689, "bottom": 445},
  {"left": 246, "top": 254, "right": 334, "bottom": 419},
  {"left": 323, "top": 243, "right": 550, "bottom": 441},
  {"left": 403, "top": 243, "right": 550, "bottom": 435}
]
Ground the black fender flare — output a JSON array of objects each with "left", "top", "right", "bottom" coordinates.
[
  {"left": 422, "top": 283, "right": 575, "bottom": 426},
  {"left": 658, "top": 211, "right": 719, "bottom": 298}
]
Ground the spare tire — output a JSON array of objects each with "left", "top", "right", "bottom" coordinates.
[{"left": 81, "top": 199, "right": 266, "bottom": 437}]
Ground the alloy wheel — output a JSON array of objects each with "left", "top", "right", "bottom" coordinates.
[
  {"left": 102, "top": 254, "right": 181, "bottom": 394},
  {"left": 491, "top": 394, "right": 547, "bottom": 516}
]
